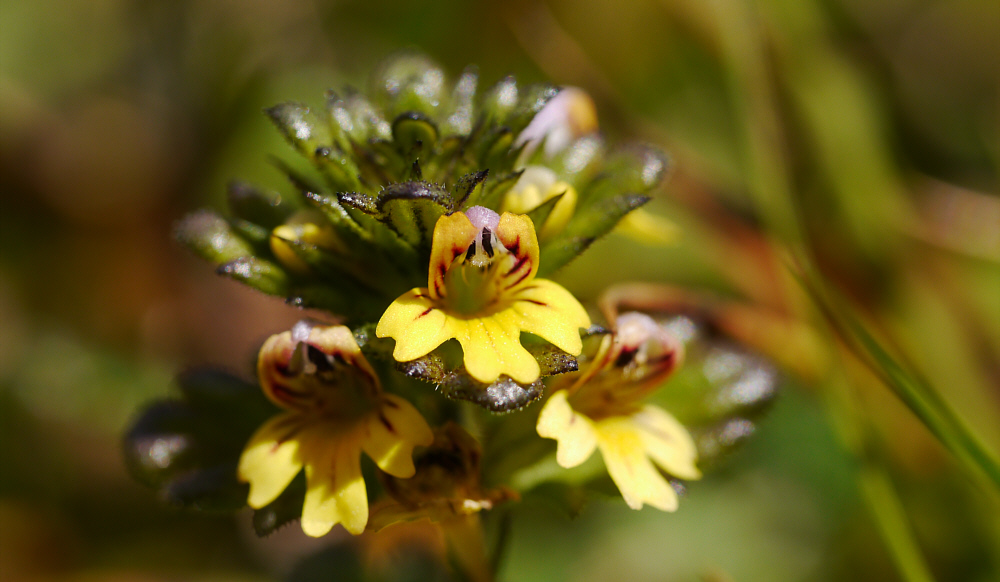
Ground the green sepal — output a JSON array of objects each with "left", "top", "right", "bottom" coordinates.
[
  {"left": 266, "top": 103, "right": 332, "bottom": 161},
  {"left": 269, "top": 156, "right": 325, "bottom": 195},
  {"left": 463, "top": 167, "right": 522, "bottom": 210},
  {"left": 227, "top": 218, "right": 271, "bottom": 253},
  {"left": 371, "top": 53, "right": 446, "bottom": 119},
  {"left": 284, "top": 284, "right": 380, "bottom": 322},
  {"left": 305, "top": 191, "right": 420, "bottom": 277},
  {"left": 537, "top": 193, "right": 650, "bottom": 277},
  {"left": 174, "top": 210, "right": 254, "bottom": 265},
  {"left": 314, "top": 145, "right": 363, "bottom": 192},
  {"left": 227, "top": 181, "right": 294, "bottom": 229},
  {"left": 378, "top": 182, "right": 454, "bottom": 251},
  {"left": 451, "top": 170, "right": 489, "bottom": 207},
  {"left": 580, "top": 145, "right": 669, "bottom": 204},
  {"left": 505, "top": 83, "right": 559, "bottom": 135},
  {"left": 525, "top": 191, "right": 566, "bottom": 230},
  {"left": 271, "top": 235, "right": 401, "bottom": 302},
  {"left": 340, "top": 90, "right": 392, "bottom": 142},
  {"left": 440, "top": 66, "right": 478, "bottom": 136},
  {"left": 474, "top": 126, "right": 516, "bottom": 173},
  {"left": 395, "top": 341, "right": 577, "bottom": 414},
  {"left": 123, "top": 369, "right": 275, "bottom": 512},
  {"left": 392, "top": 112, "right": 439, "bottom": 157},
  {"left": 252, "top": 472, "right": 306, "bottom": 537},
  {"left": 339, "top": 182, "right": 453, "bottom": 253},
  {"left": 548, "top": 135, "right": 606, "bottom": 182},
  {"left": 480, "top": 75, "right": 519, "bottom": 128},
  {"left": 217, "top": 256, "right": 290, "bottom": 296},
  {"left": 323, "top": 90, "right": 354, "bottom": 151}
]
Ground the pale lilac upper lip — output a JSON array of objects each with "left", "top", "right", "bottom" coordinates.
[{"left": 464, "top": 205, "right": 500, "bottom": 232}]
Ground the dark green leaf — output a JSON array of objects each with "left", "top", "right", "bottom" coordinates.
[
  {"left": 538, "top": 193, "right": 650, "bottom": 276},
  {"left": 227, "top": 181, "right": 293, "bottom": 228},
  {"left": 174, "top": 210, "right": 253, "bottom": 265},
  {"left": 217, "top": 256, "right": 290, "bottom": 296},
  {"left": 266, "top": 103, "right": 332, "bottom": 161},
  {"left": 164, "top": 462, "right": 249, "bottom": 512},
  {"left": 252, "top": 473, "right": 306, "bottom": 537}
]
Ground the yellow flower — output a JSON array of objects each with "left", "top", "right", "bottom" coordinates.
[
  {"left": 501, "top": 166, "right": 577, "bottom": 241},
  {"left": 536, "top": 312, "right": 700, "bottom": 511},
  {"left": 269, "top": 211, "right": 343, "bottom": 275},
  {"left": 238, "top": 322, "right": 433, "bottom": 537},
  {"left": 376, "top": 207, "right": 591, "bottom": 385}
]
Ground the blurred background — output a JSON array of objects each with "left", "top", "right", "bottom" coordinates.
[{"left": 1, "top": 0, "right": 998, "bottom": 580}]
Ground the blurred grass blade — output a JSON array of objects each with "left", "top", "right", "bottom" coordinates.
[
  {"left": 859, "top": 464, "right": 936, "bottom": 582},
  {"left": 798, "top": 266, "right": 1000, "bottom": 491}
]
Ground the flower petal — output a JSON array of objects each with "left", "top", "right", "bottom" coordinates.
[
  {"left": 301, "top": 431, "right": 369, "bottom": 536},
  {"left": 238, "top": 412, "right": 305, "bottom": 509},
  {"left": 377, "top": 289, "right": 455, "bottom": 361},
  {"left": 511, "top": 279, "right": 591, "bottom": 356},
  {"left": 452, "top": 315, "right": 539, "bottom": 384},
  {"left": 536, "top": 391, "right": 598, "bottom": 468},
  {"left": 596, "top": 418, "right": 678, "bottom": 511},
  {"left": 494, "top": 213, "right": 539, "bottom": 294},
  {"left": 427, "top": 212, "right": 478, "bottom": 300},
  {"left": 633, "top": 405, "right": 701, "bottom": 480},
  {"left": 362, "top": 394, "right": 434, "bottom": 478}
]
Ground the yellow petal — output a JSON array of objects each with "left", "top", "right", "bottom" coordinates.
[
  {"left": 536, "top": 391, "right": 598, "bottom": 468},
  {"left": 596, "top": 418, "right": 678, "bottom": 511},
  {"left": 269, "top": 225, "right": 312, "bottom": 275},
  {"left": 511, "top": 279, "right": 591, "bottom": 355},
  {"left": 301, "top": 432, "right": 369, "bottom": 536},
  {"left": 377, "top": 289, "right": 455, "bottom": 361},
  {"left": 238, "top": 413, "right": 305, "bottom": 509},
  {"left": 494, "top": 212, "right": 539, "bottom": 293},
  {"left": 361, "top": 394, "right": 434, "bottom": 478},
  {"left": 427, "top": 212, "right": 478, "bottom": 300},
  {"left": 452, "top": 315, "right": 539, "bottom": 384},
  {"left": 537, "top": 182, "right": 577, "bottom": 240},
  {"left": 633, "top": 405, "right": 701, "bottom": 480}
]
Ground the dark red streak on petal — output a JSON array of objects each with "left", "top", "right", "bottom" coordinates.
[
  {"left": 379, "top": 413, "right": 396, "bottom": 434},
  {"left": 505, "top": 256, "right": 528, "bottom": 277},
  {"left": 272, "top": 384, "right": 309, "bottom": 403},
  {"left": 505, "top": 270, "right": 532, "bottom": 290}
]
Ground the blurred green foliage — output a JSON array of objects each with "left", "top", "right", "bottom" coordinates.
[{"left": 1, "top": 0, "right": 997, "bottom": 581}]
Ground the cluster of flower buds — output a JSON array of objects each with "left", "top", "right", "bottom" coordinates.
[{"left": 126, "top": 54, "right": 778, "bottom": 554}]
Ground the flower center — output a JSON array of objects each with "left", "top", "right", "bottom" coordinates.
[
  {"left": 285, "top": 340, "right": 380, "bottom": 422},
  {"left": 440, "top": 208, "right": 518, "bottom": 316}
]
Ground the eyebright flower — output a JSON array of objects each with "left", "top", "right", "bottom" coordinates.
[
  {"left": 516, "top": 86, "right": 599, "bottom": 159},
  {"left": 238, "top": 322, "right": 433, "bottom": 537},
  {"left": 536, "top": 312, "right": 700, "bottom": 511},
  {"left": 502, "top": 166, "right": 577, "bottom": 241},
  {"left": 376, "top": 207, "right": 591, "bottom": 385}
]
